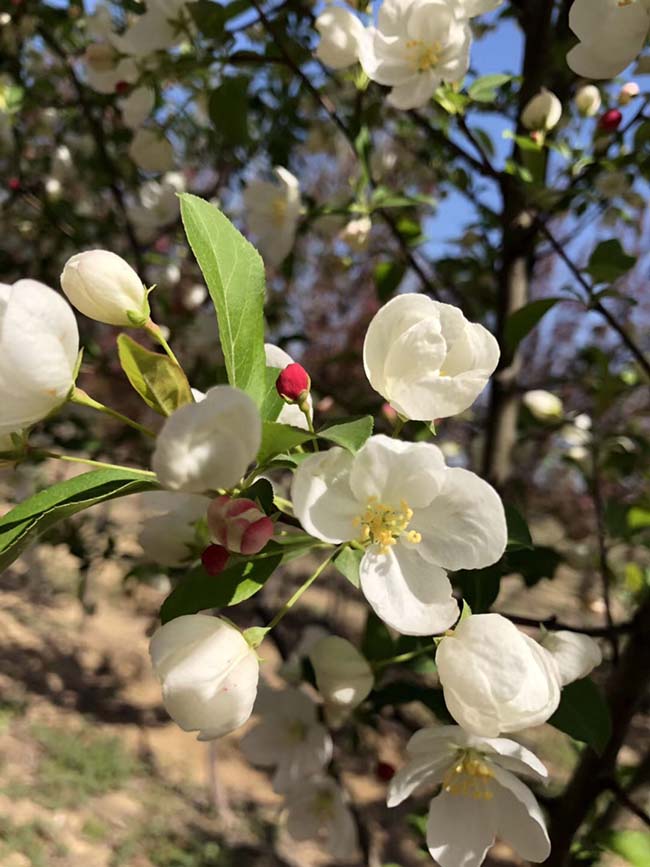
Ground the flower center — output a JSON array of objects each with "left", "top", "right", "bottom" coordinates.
[
  {"left": 442, "top": 752, "right": 495, "bottom": 801},
  {"left": 405, "top": 39, "right": 442, "bottom": 73},
  {"left": 312, "top": 788, "right": 335, "bottom": 821},
  {"left": 272, "top": 196, "right": 288, "bottom": 221},
  {"left": 287, "top": 720, "right": 307, "bottom": 743},
  {"left": 353, "top": 496, "right": 421, "bottom": 554}
]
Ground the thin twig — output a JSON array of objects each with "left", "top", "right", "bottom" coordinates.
[
  {"left": 590, "top": 442, "right": 619, "bottom": 662},
  {"left": 606, "top": 780, "right": 650, "bottom": 829}
]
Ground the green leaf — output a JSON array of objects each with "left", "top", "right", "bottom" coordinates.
[
  {"left": 117, "top": 334, "right": 193, "bottom": 416},
  {"left": 374, "top": 261, "right": 406, "bottom": 302},
  {"left": 600, "top": 831, "right": 650, "bottom": 867},
  {"left": 180, "top": 194, "right": 266, "bottom": 406},
  {"left": 587, "top": 239, "right": 636, "bottom": 285},
  {"left": 334, "top": 546, "right": 362, "bottom": 588},
  {"left": 371, "top": 683, "right": 452, "bottom": 722},
  {"left": 507, "top": 545, "right": 562, "bottom": 586},
  {"left": 505, "top": 298, "right": 561, "bottom": 353},
  {"left": 454, "top": 564, "right": 502, "bottom": 613},
  {"left": 319, "top": 416, "right": 373, "bottom": 452},
  {"left": 258, "top": 421, "right": 312, "bottom": 464},
  {"left": 209, "top": 77, "right": 250, "bottom": 146},
  {"left": 468, "top": 74, "right": 512, "bottom": 102},
  {"left": 245, "top": 478, "right": 275, "bottom": 515},
  {"left": 549, "top": 677, "right": 612, "bottom": 755},
  {"left": 628, "top": 507, "right": 650, "bottom": 530},
  {"left": 0, "top": 469, "right": 158, "bottom": 573},
  {"left": 505, "top": 505, "right": 533, "bottom": 550},
  {"left": 260, "top": 366, "right": 284, "bottom": 422},
  {"left": 160, "top": 546, "right": 284, "bottom": 623},
  {"left": 362, "top": 610, "right": 395, "bottom": 661}
]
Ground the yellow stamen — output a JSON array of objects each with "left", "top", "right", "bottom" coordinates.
[
  {"left": 405, "top": 38, "right": 442, "bottom": 73},
  {"left": 441, "top": 751, "right": 495, "bottom": 801},
  {"left": 354, "top": 496, "right": 420, "bottom": 554}
]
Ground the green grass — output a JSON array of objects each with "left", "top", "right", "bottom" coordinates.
[
  {"left": 111, "top": 818, "right": 231, "bottom": 867},
  {"left": 0, "top": 816, "right": 68, "bottom": 867},
  {"left": 28, "top": 724, "right": 138, "bottom": 808}
]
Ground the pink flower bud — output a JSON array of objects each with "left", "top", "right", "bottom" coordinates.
[
  {"left": 276, "top": 363, "right": 311, "bottom": 404},
  {"left": 376, "top": 761, "right": 396, "bottom": 782},
  {"left": 598, "top": 109, "right": 622, "bottom": 132},
  {"left": 201, "top": 544, "right": 230, "bottom": 576},
  {"left": 207, "top": 496, "right": 274, "bottom": 556},
  {"left": 619, "top": 82, "right": 640, "bottom": 106}
]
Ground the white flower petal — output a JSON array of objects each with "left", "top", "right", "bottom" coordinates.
[
  {"left": 412, "top": 467, "right": 506, "bottom": 570},
  {"left": 539, "top": 630, "right": 602, "bottom": 686},
  {"left": 426, "top": 790, "right": 496, "bottom": 867},
  {"left": 360, "top": 544, "right": 458, "bottom": 635},
  {"left": 291, "top": 447, "right": 359, "bottom": 543},
  {"left": 492, "top": 767, "right": 551, "bottom": 862},
  {"left": 387, "top": 754, "right": 450, "bottom": 807}
]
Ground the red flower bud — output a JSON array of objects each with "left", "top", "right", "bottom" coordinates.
[
  {"left": 376, "top": 761, "right": 396, "bottom": 782},
  {"left": 115, "top": 81, "right": 130, "bottom": 95},
  {"left": 8, "top": 177, "right": 20, "bottom": 192},
  {"left": 207, "top": 495, "right": 274, "bottom": 556},
  {"left": 201, "top": 544, "right": 230, "bottom": 576},
  {"left": 276, "top": 363, "right": 311, "bottom": 403},
  {"left": 598, "top": 109, "right": 623, "bottom": 132}
]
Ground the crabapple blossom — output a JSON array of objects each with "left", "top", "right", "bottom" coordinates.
[
  {"left": 456, "top": 0, "right": 503, "bottom": 16},
  {"left": 138, "top": 491, "right": 209, "bottom": 567},
  {"left": 241, "top": 686, "right": 333, "bottom": 793},
  {"left": 574, "top": 84, "right": 601, "bottom": 116},
  {"left": 363, "top": 294, "right": 499, "bottom": 421},
  {"left": 521, "top": 88, "right": 562, "bottom": 132},
  {"left": 279, "top": 625, "right": 330, "bottom": 684},
  {"left": 0, "top": 279, "right": 79, "bottom": 437},
  {"left": 119, "top": 86, "right": 155, "bottom": 129},
  {"left": 388, "top": 725, "right": 550, "bottom": 867},
  {"left": 129, "top": 128, "right": 175, "bottom": 173},
  {"left": 282, "top": 776, "right": 359, "bottom": 861},
  {"left": 292, "top": 435, "right": 507, "bottom": 635},
  {"left": 60, "top": 250, "right": 149, "bottom": 327},
  {"left": 339, "top": 215, "right": 372, "bottom": 250},
  {"left": 243, "top": 167, "right": 301, "bottom": 266},
  {"left": 149, "top": 614, "right": 259, "bottom": 740},
  {"left": 539, "top": 630, "right": 602, "bottom": 686},
  {"left": 315, "top": 6, "right": 367, "bottom": 70},
  {"left": 436, "top": 614, "right": 561, "bottom": 737},
  {"left": 309, "top": 636, "right": 374, "bottom": 724},
  {"left": 523, "top": 389, "right": 563, "bottom": 422},
  {"left": 84, "top": 45, "right": 138, "bottom": 94},
  {"left": 265, "top": 343, "right": 313, "bottom": 430},
  {"left": 152, "top": 386, "right": 261, "bottom": 492},
  {"left": 129, "top": 172, "right": 186, "bottom": 242},
  {"left": 359, "top": 0, "right": 472, "bottom": 109},
  {"left": 207, "top": 495, "right": 274, "bottom": 555},
  {"left": 567, "top": 0, "right": 650, "bottom": 79}
]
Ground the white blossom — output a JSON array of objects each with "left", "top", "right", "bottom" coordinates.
[
  {"left": 521, "top": 88, "right": 562, "bottom": 132},
  {"left": 363, "top": 294, "right": 499, "bottom": 421},
  {"left": 265, "top": 343, "right": 313, "bottom": 429},
  {"left": 129, "top": 128, "right": 175, "bottom": 173},
  {"left": 282, "top": 776, "right": 359, "bottom": 862},
  {"left": 567, "top": 0, "right": 650, "bottom": 79},
  {"left": 309, "top": 636, "right": 374, "bottom": 724},
  {"left": 339, "top": 215, "right": 372, "bottom": 250},
  {"left": 388, "top": 725, "right": 550, "bottom": 867},
  {"left": 241, "top": 686, "right": 333, "bottom": 793},
  {"left": 539, "top": 630, "right": 602, "bottom": 686},
  {"left": 455, "top": 0, "right": 503, "bottom": 16},
  {"left": 149, "top": 614, "right": 259, "bottom": 740},
  {"left": 292, "top": 435, "right": 506, "bottom": 635},
  {"left": 574, "top": 84, "right": 601, "bottom": 116},
  {"left": 61, "top": 250, "right": 149, "bottom": 327},
  {"left": 315, "top": 6, "right": 367, "bottom": 70},
  {"left": 436, "top": 614, "right": 561, "bottom": 737},
  {"left": 523, "top": 390, "right": 563, "bottom": 422},
  {"left": 84, "top": 45, "right": 138, "bottom": 94},
  {"left": 129, "top": 172, "right": 185, "bottom": 242},
  {"left": 243, "top": 167, "right": 301, "bottom": 267},
  {"left": 0, "top": 279, "right": 79, "bottom": 437},
  {"left": 279, "top": 625, "right": 331, "bottom": 684},
  {"left": 152, "top": 385, "right": 261, "bottom": 492},
  {"left": 359, "top": 0, "right": 472, "bottom": 109},
  {"left": 119, "top": 86, "right": 155, "bottom": 129},
  {"left": 139, "top": 491, "right": 209, "bottom": 567},
  {"left": 620, "top": 81, "right": 641, "bottom": 104}
]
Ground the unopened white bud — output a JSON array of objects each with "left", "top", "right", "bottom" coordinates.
[
  {"left": 575, "top": 84, "right": 601, "bottom": 117},
  {"left": 619, "top": 81, "right": 640, "bottom": 106},
  {"left": 521, "top": 88, "right": 562, "bottom": 132},
  {"left": 61, "top": 249, "right": 149, "bottom": 326}
]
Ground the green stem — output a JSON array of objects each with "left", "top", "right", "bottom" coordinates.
[
  {"left": 302, "top": 404, "right": 319, "bottom": 451},
  {"left": 145, "top": 319, "right": 183, "bottom": 369},
  {"left": 71, "top": 388, "right": 156, "bottom": 438},
  {"left": 35, "top": 450, "right": 157, "bottom": 478},
  {"left": 373, "top": 643, "right": 436, "bottom": 672},
  {"left": 391, "top": 416, "right": 406, "bottom": 439},
  {"left": 265, "top": 546, "right": 341, "bottom": 631}
]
